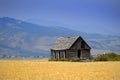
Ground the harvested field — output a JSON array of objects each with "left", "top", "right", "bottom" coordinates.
[{"left": 0, "top": 60, "right": 120, "bottom": 80}]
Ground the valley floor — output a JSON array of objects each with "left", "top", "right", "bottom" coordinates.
[{"left": 0, "top": 60, "right": 120, "bottom": 80}]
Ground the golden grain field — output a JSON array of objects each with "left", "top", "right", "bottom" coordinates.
[{"left": 0, "top": 60, "right": 120, "bottom": 80}]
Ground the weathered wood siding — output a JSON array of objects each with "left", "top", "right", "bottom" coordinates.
[
  {"left": 51, "top": 50, "right": 67, "bottom": 59},
  {"left": 70, "top": 38, "right": 82, "bottom": 49},
  {"left": 66, "top": 50, "right": 77, "bottom": 59},
  {"left": 81, "top": 49, "right": 90, "bottom": 59},
  {"left": 70, "top": 37, "right": 90, "bottom": 49},
  {"left": 51, "top": 37, "right": 91, "bottom": 60}
]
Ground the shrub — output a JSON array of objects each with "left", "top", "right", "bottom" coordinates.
[
  {"left": 94, "top": 52, "right": 120, "bottom": 61},
  {"left": 59, "top": 58, "right": 69, "bottom": 61},
  {"left": 71, "top": 58, "right": 81, "bottom": 62},
  {"left": 95, "top": 55, "right": 108, "bottom": 61}
]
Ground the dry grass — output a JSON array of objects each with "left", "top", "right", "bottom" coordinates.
[{"left": 0, "top": 60, "right": 120, "bottom": 80}]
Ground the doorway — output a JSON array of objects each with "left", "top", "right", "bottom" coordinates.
[{"left": 77, "top": 50, "right": 81, "bottom": 58}]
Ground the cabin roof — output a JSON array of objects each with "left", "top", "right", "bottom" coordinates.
[
  {"left": 51, "top": 36, "right": 80, "bottom": 50},
  {"left": 51, "top": 36, "right": 91, "bottom": 50}
]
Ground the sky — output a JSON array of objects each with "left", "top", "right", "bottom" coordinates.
[{"left": 0, "top": 0, "right": 120, "bottom": 35}]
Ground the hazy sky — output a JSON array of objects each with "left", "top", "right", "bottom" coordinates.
[{"left": 0, "top": 0, "right": 120, "bottom": 35}]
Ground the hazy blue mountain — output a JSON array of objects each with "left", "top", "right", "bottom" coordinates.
[{"left": 0, "top": 17, "right": 120, "bottom": 58}]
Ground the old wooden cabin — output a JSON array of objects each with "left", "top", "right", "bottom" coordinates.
[{"left": 51, "top": 36, "right": 91, "bottom": 60}]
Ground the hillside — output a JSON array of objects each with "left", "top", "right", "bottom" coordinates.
[{"left": 0, "top": 17, "right": 120, "bottom": 58}]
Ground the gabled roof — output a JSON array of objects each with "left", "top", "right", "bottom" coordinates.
[{"left": 51, "top": 36, "right": 80, "bottom": 50}]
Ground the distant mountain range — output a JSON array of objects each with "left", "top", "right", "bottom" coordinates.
[{"left": 0, "top": 17, "right": 120, "bottom": 58}]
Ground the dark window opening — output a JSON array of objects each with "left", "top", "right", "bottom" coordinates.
[
  {"left": 54, "top": 51, "right": 56, "bottom": 58},
  {"left": 64, "top": 51, "right": 66, "bottom": 58},
  {"left": 59, "top": 51, "right": 60, "bottom": 59},
  {"left": 78, "top": 50, "right": 81, "bottom": 58}
]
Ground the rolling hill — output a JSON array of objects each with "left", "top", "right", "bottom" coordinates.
[{"left": 0, "top": 17, "right": 120, "bottom": 58}]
